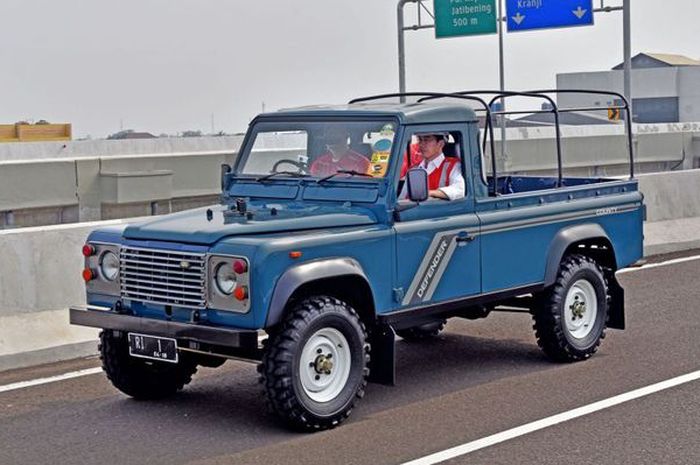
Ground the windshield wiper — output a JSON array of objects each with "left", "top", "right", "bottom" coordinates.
[
  {"left": 317, "top": 170, "right": 374, "bottom": 183},
  {"left": 256, "top": 171, "right": 307, "bottom": 182}
]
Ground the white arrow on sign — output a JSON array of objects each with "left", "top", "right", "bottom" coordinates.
[
  {"left": 572, "top": 6, "right": 588, "bottom": 19},
  {"left": 512, "top": 12, "right": 526, "bottom": 25}
]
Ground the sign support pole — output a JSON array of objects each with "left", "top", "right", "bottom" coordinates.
[
  {"left": 497, "top": 0, "right": 506, "bottom": 161},
  {"left": 622, "top": 0, "right": 632, "bottom": 120},
  {"left": 398, "top": 0, "right": 408, "bottom": 100},
  {"left": 497, "top": 0, "right": 505, "bottom": 97}
]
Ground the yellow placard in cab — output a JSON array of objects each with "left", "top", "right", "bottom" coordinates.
[
  {"left": 367, "top": 151, "right": 390, "bottom": 177},
  {"left": 366, "top": 124, "right": 395, "bottom": 177}
]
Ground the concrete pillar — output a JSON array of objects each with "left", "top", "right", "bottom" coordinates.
[{"left": 75, "top": 158, "right": 102, "bottom": 222}]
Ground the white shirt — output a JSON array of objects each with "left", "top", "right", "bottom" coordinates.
[{"left": 399, "top": 153, "right": 466, "bottom": 201}]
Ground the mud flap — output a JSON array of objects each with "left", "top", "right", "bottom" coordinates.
[
  {"left": 367, "top": 324, "right": 395, "bottom": 386},
  {"left": 608, "top": 275, "right": 625, "bottom": 330}
]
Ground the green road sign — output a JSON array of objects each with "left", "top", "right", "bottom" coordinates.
[{"left": 434, "top": 0, "right": 498, "bottom": 38}]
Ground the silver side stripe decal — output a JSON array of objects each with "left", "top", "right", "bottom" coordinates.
[
  {"left": 479, "top": 203, "right": 640, "bottom": 235},
  {"left": 398, "top": 203, "right": 640, "bottom": 307},
  {"left": 403, "top": 231, "right": 460, "bottom": 305}
]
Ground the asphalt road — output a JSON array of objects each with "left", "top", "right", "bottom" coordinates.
[{"left": 1, "top": 252, "right": 699, "bottom": 465}]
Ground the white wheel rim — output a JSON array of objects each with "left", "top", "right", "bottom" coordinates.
[
  {"left": 299, "top": 328, "right": 352, "bottom": 403},
  {"left": 564, "top": 279, "right": 598, "bottom": 339}
]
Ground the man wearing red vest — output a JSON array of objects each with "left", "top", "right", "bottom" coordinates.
[
  {"left": 399, "top": 133, "right": 465, "bottom": 200},
  {"left": 309, "top": 128, "right": 370, "bottom": 177}
]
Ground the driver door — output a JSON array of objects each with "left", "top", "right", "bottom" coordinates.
[{"left": 393, "top": 125, "right": 481, "bottom": 307}]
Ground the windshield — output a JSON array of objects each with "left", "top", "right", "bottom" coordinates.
[{"left": 237, "top": 120, "right": 398, "bottom": 180}]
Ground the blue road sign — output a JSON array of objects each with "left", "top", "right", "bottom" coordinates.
[{"left": 506, "top": 0, "right": 594, "bottom": 32}]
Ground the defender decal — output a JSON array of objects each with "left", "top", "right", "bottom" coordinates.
[{"left": 403, "top": 231, "right": 460, "bottom": 305}]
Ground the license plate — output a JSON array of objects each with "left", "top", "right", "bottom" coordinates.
[{"left": 128, "top": 333, "right": 179, "bottom": 363}]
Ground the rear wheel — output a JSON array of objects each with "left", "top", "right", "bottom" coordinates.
[
  {"left": 396, "top": 319, "right": 446, "bottom": 342},
  {"left": 532, "top": 254, "right": 609, "bottom": 362},
  {"left": 99, "top": 330, "right": 198, "bottom": 400},
  {"left": 259, "top": 296, "right": 370, "bottom": 431}
]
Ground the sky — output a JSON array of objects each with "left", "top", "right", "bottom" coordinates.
[{"left": 1, "top": 0, "right": 698, "bottom": 139}]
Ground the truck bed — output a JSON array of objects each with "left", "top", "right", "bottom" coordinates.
[
  {"left": 475, "top": 177, "right": 643, "bottom": 293},
  {"left": 488, "top": 175, "right": 618, "bottom": 196}
]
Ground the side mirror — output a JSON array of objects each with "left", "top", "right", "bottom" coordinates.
[
  {"left": 406, "top": 168, "right": 428, "bottom": 202},
  {"left": 221, "top": 164, "right": 232, "bottom": 191}
]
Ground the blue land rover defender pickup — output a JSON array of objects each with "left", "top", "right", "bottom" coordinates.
[{"left": 70, "top": 90, "right": 643, "bottom": 431}]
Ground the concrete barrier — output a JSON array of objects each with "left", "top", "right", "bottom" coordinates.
[
  {"left": 494, "top": 122, "right": 698, "bottom": 176},
  {"left": 2, "top": 122, "right": 700, "bottom": 229},
  {"left": 637, "top": 169, "right": 700, "bottom": 222},
  {"left": 0, "top": 220, "right": 133, "bottom": 371},
  {"left": 0, "top": 135, "right": 244, "bottom": 162},
  {"left": 1, "top": 151, "right": 236, "bottom": 228}
]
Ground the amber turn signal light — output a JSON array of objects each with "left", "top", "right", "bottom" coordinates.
[
  {"left": 234, "top": 286, "right": 248, "bottom": 301},
  {"left": 289, "top": 251, "right": 302, "bottom": 259}
]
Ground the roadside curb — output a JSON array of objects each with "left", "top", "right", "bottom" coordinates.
[
  {"left": 0, "top": 341, "right": 97, "bottom": 373},
  {"left": 644, "top": 240, "right": 700, "bottom": 257}
]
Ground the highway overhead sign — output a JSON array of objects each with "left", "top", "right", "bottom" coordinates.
[
  {"left": 434, "top": 0, "right": 497, "bottom": 38},
  {"left": 506, "top": 0, "right": 594, "bottom": 32}
]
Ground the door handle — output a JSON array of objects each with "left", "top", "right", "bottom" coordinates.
[{"left": 456, "top": 232, "right": 475, "bottom": 244}]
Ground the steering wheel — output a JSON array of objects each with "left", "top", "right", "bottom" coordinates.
[{"left": 271, "top": 158, "right": 308, "bottom": 174}]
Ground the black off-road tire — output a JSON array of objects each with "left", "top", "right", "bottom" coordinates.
[
  {"left": 99, "top": 330, "right": 198, "bottom": 400},
  {"left": 396, "top": 319, "right": 447, "bottom": 342},
  {"left": 532, "top": 254, "right": 609, "bottom": 362},
  {"left": 258, "top": 296, "right": 370, "bottom": 431}
]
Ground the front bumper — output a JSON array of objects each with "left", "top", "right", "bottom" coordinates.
[{"left": 70, "top": 305, "right": 259, "bottom": 350}]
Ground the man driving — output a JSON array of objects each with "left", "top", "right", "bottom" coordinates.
[{"left": 399, "top": 133, "right": 465, "bottom": 200}]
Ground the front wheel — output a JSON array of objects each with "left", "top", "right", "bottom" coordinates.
[
  {"left": 99, "top": 330, "right": 198, "bottom": 400},
  {"left": 259, "top": 296, "right": 370, "bottom": 431},
  {"left": 532, "top": 254, "right": 609, "bottom": 362}
]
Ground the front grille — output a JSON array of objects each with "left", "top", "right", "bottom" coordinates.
[{"left": 120, "top": 246, "right": 207, "bottom": 308}]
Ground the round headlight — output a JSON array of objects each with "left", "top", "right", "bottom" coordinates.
[
  {"left": 100, "top": 251, "right": 120, "bottom": 281},
  {"left": 215, "top": 263, "right": 237, "bottom": 295}
]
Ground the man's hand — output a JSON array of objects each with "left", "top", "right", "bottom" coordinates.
[{"left": 428, "top": 189, "right": 449, "bottom": 200}]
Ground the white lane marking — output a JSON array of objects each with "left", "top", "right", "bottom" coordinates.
[
  {"left": 401, "top": 370, "right": 700, "bottom": 465},
  {"left": 0, "top": 367, "right": 103, "bottom": 394},
  {"left": 618, "top": 254, "right": 700, "bottom": 274}
]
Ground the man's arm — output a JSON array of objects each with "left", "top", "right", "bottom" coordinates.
[{"left": 435, "top": 164, "right": 465, "bottom": 200}]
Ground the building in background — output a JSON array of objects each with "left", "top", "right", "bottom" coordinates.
[
  {"left": 0, "top": 121, "right": 72, "bottom": 142},
  {"left": 557, "top": 53, "right": 700, "bottom": 124},
  {"left": 107, "top": 130, "right": 157, "bottom": 140}
]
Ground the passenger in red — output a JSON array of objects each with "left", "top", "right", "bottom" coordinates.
[
  {"left": 309, "top": 129, "right": 370, "bottom": 177},
  {"left": 399, "top": 133, "right": 465, "bottom": 200},
  {"left": 400, "top": 139, "right": 423, "bottom": 178}
]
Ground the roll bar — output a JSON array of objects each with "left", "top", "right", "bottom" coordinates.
[
  {"left": 350, "top": 90, "right": 635, "bottom": 194},
  {"left": 528, "top": 89, "right": 635, "bottom": 178}
]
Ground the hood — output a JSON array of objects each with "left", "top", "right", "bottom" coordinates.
[{"left": 122, "top": 203, "right": 378, "bottom": 245}]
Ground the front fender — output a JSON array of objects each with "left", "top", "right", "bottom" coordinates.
[{"left": 265, "top": 257, "right": 371, "bottom": 327}]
